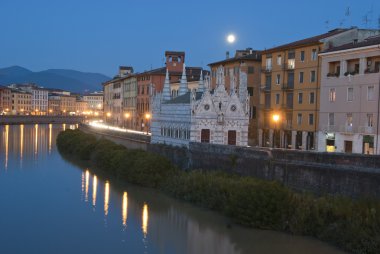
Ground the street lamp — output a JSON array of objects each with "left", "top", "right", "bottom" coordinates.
[
  {"left": 145, "top": 113, "right": 151, "bottom": 135},
  {"left": 124, "top": 112, "right": 130, "bottom": 129},
  {"left": 272, "top": 113, "right": 280, "bottom": 148}
]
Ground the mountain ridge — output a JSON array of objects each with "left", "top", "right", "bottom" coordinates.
[{"left": 0, "top": 66, "right": 110, "bottom": 93}]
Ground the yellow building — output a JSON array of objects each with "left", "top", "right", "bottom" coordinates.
[
  {"left": 75, "top": 99, "right": 88, "bottom": 115},
  {"left": 59, "top": 95, "right": 76, "bottom": 115},
  {"left": 209, "top": 48, "right": 261, "bottom": 145},
  {"left": 259, "top": 28, "right": 380, "bottom": 150},
  {"left": 10, "top": 89, "right": 32, "bottom": 115}
]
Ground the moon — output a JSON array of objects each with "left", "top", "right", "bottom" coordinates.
[{"left": 227, "top": 34, "right": 236, "bottom": 44}]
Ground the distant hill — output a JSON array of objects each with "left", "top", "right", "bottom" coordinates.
[{"left": 0, "top": 66, "right": 110, "bottom": 93}]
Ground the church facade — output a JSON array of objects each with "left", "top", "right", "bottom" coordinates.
[{"left": 151, "top": 65, "right": 249, "bottom": 147}]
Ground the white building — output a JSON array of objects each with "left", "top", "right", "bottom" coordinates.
[
  {"left": 318, "top": 35, "right": 380, "bottom": 154},
  {"left": 151, "top": 65, "right": 249, "bottom": 147},
  {"left": 83, "top": 92, "right": 103, "bottom": 112}
]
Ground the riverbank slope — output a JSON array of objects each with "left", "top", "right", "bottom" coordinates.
[{"left": 57, "top": 129, "right": 380, "bottom": 254}]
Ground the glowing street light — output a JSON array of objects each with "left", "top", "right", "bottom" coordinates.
[
  {"left": 125, "top": 112, "right": 130, "bottom": 119},
  {"left": 272, "top": 113, "right": 281, "bottom": 148},
  {"left": 272, "top": 114, "right": 280, "bottom": 123},
  {"left": 106, "top": 112, "right": 111, "bottom": 117},
  {"left": 145, "top": 113, "right": 151, "bottom": 135}
]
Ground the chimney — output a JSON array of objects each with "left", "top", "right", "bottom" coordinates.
[
  {"left": 119, "top": 66, "right": 133, "bottom": 77},
  {"left": 226, "top": 51, "right": 230, "bottom": 59}
]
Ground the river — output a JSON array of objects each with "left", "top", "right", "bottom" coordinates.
[{"left": 0, "top": 124, "right": 346, "bottom": 254}]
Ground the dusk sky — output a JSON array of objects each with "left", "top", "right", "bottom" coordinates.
[{"left": 1, "top": 0, "right": 379, "bottom": 77}]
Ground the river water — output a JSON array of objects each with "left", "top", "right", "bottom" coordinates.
[{"left": 0, "top": 124, "right": 346, "bottom": 254}]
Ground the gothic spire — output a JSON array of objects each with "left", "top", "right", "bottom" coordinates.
[
  {"left": 162, "top": 68, "right": 171, "bottom": 101},
  {"left": 178, "top": 64, "right": 188, "bottom": 96}
]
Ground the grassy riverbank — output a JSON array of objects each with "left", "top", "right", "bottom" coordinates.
[{"left": 57, "top": 129, "right": 380, "bottom": 254}]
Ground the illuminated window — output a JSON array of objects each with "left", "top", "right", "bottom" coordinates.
[{"left": 329, "top": 88, "right": 336, "bottom": 102}]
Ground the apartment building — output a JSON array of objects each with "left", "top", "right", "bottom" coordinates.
[
  {"left": 209, "top": 48, "right": 261, "bottom": 145},
  {"left": 318, "top": 35, "right": 380, "bottom": 154},
  {"left": 103, "top": 66, "right": 134, "bottom": 126},
  {"left": 0, "top": 86, "right": 12, "bottom": 114},
  {"left": 9, "top": 84, "right": 49, "bottom": 115},
  {"left": 83, "top": 92, "right": 103, "bottom": 113},
  {"left": 75, "top": 98, "right": 89, "bottom": 115},
  {"left": 10, "top": 89, "right": 32, "bottom": 115},
  {"left": 259, "top": 27, "right": 380, "bottom": 150},
  {"left": 122, "top": 75, "right": 137, "bottom": 128}
]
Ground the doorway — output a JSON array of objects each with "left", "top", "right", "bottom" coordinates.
[{"left": 344, "top": 140, "right": 353, "bottom": 153}]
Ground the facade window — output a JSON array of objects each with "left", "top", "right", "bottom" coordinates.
[
  {"left": 248, "top": 66, "right": 254, "bottom": 74},
  {"left": 311, "top": 49, "right": 317, "bottom": 60},
  {"left": 265, "top": 58, "right": 272, "bottom": 70},
  {"left": 347, "top": 87, "right": 353, "bottom": 102},
  {"left": 265, "top": 75, "right": 272, "bottom": 89},
  {"left": 297, "top": 113, "right": 302, "bottom": 125},
  {"left": 234, "top": 66, "right": 240, "bottom": 74},
  {"left": 300, "top": 51, "right": 305, "bottom": 62},
  {"left": 310, "top": 70, "right": 316, "bottom": 82},
  {"left": 298, "top": 93, "right": 303, "bottom": 104},
  {"left": 346, "top": 113, "right": 353, "bottom": 127},
  {"left": 275, "top": 94, "right": 280, "bottom": 104},
  {"left": 277, "top": 55, "right": 282, "bottom": 65},
  {"left": 309, "top": 114, "right": 314, "bottom": 125},
  {"left": 247, "top": 87, "right": 254, "bottom": 96},
  {"left": 299, "top": 72, "right": 304, "bottom": 83},
  {"left": 309, "top": 92, "right": 315, "bottom": 104},
  {"left": 329, "top": 88, "right": 336, "bottom": 102},
  {"left": 249, "top": 106, "right": 256, "bottom": 119},
  {"left": 368, "top": 86, "right": 375, "bottom": 101},
  {"left": 367, "top": 114, "right": 374, "bottom": 127},
  {"left": 328, "top": 113, "right": 335, "bottom": 126},
  {"left": 276, "top": 74, "right": 280, "bottom": 85}
]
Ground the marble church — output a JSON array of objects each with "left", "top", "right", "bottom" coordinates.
[{"left": 151, "top": 65, "right": 249, "bottom": 147}]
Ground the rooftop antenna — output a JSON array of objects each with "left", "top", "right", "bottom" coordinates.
[
  {"left": 362, "top": 14, "right": 369, "bottom": 28},
  {"left": 345, "top": 7, "right": 351, "bottom": 27},
  {"left": 325, "top": 20, "right": 330, "bottom": 29},
  {"left": 339, "top": 19, "right": 345, "bottom": 27}
]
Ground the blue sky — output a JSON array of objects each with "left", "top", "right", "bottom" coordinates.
[{"left": 0, "top": 0, "right": 379, "bottom": 76}]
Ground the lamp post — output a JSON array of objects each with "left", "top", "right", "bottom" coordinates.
[
  {"left": 106, "top": 112, "right": 111, "bottom": 124},
  {"left": 272, "top": 113, "right": 280, "bottom": 148},
  {"left": 145, "top": 113, "right": 151, "bottom": 135},
  {"left": 124, "top": 112, "right": 130, "bottom": 129}
]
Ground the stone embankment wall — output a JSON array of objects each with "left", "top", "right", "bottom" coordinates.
[
  {"left": 80, "top": 124, "right": 380, "bottom": 199},
  {"left": 0, "top": 115, "right": 84, "bottom": 125},
  {"left": 80, "top": 124, "right": 150, "bottom": 150}
]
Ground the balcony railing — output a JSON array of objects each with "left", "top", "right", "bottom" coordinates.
[
  {"left": 261, "top": 67, "right": 272, "bottom": 73},
  {"left": 364, "top": 68, "right": 380, "bottom": 74},
  {"left": 282, "top": 83, "right": 294, "bottom": 90},
  {"left": 261, "top": 85, "right": 271, "bottom": 92},
  {"left": 358, "top": 126, "right": 375, "bottom": 134},
  {"left": 326, "top": 72, "right": 340, "bottom": 77}
]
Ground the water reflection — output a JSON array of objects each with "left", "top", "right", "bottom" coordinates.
[
  {"left": 34, "top": 124, "right": 38, "bottom": 156},
  {"left": 85, "top": 170, "right": 89, "bottom": 202},
  {"left": 104, "top": 181, "right": 110, "bottom": 216},
  {"left": 48, "top": 124, "right": 52, "bottom": 154},
  {"left": 20, "top": 125, "right": 24, "bottom": 162},
  {"left": 122, "top": 192, "right": 128, "bottom": 227},
  {"left": 92, "top": 175, "right": 97, "bottom": 207},
  {"left": 4, "top": 125, "right": 9, "bottom": 170},
  {"left": 142, "top": 203, "right": 149, "bottom": 237}
]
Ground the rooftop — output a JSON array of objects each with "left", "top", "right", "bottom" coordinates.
[
  {"left": 321, "top": 35, "right": 380, "bottom": 53},
  {"left": 263, "top": 28, "right": 350, "bottom": 53},
  {"left": 208, "top": 49, "right": 262, "bottom": 66}
]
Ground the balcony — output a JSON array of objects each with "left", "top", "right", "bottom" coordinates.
[
  {"left": 259, "top": 103, "right": 272, "bottom": 110},
  {"left": 282, "top": 62, "right": 295, "bottom": 71},
  {"left": 261, "top": 85, "right": 271, "bottom": 93},
  {"left": 282, "top": 83, "right": 294, "bottom": 90},
  {"left": 339, "top": 125, "right": 357, "bottom": 134},
  {"left": 326, "top": 72, "right": 340, "bottom": 78},
  {"left": 261, "top": 67, "right": 272, "bottom": 73},
  {"left": 358, "top": 126, "right": 375, "bottom": 134},
  {"left": 281, "top": 103, "right": 293, "bottom": 110}
]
